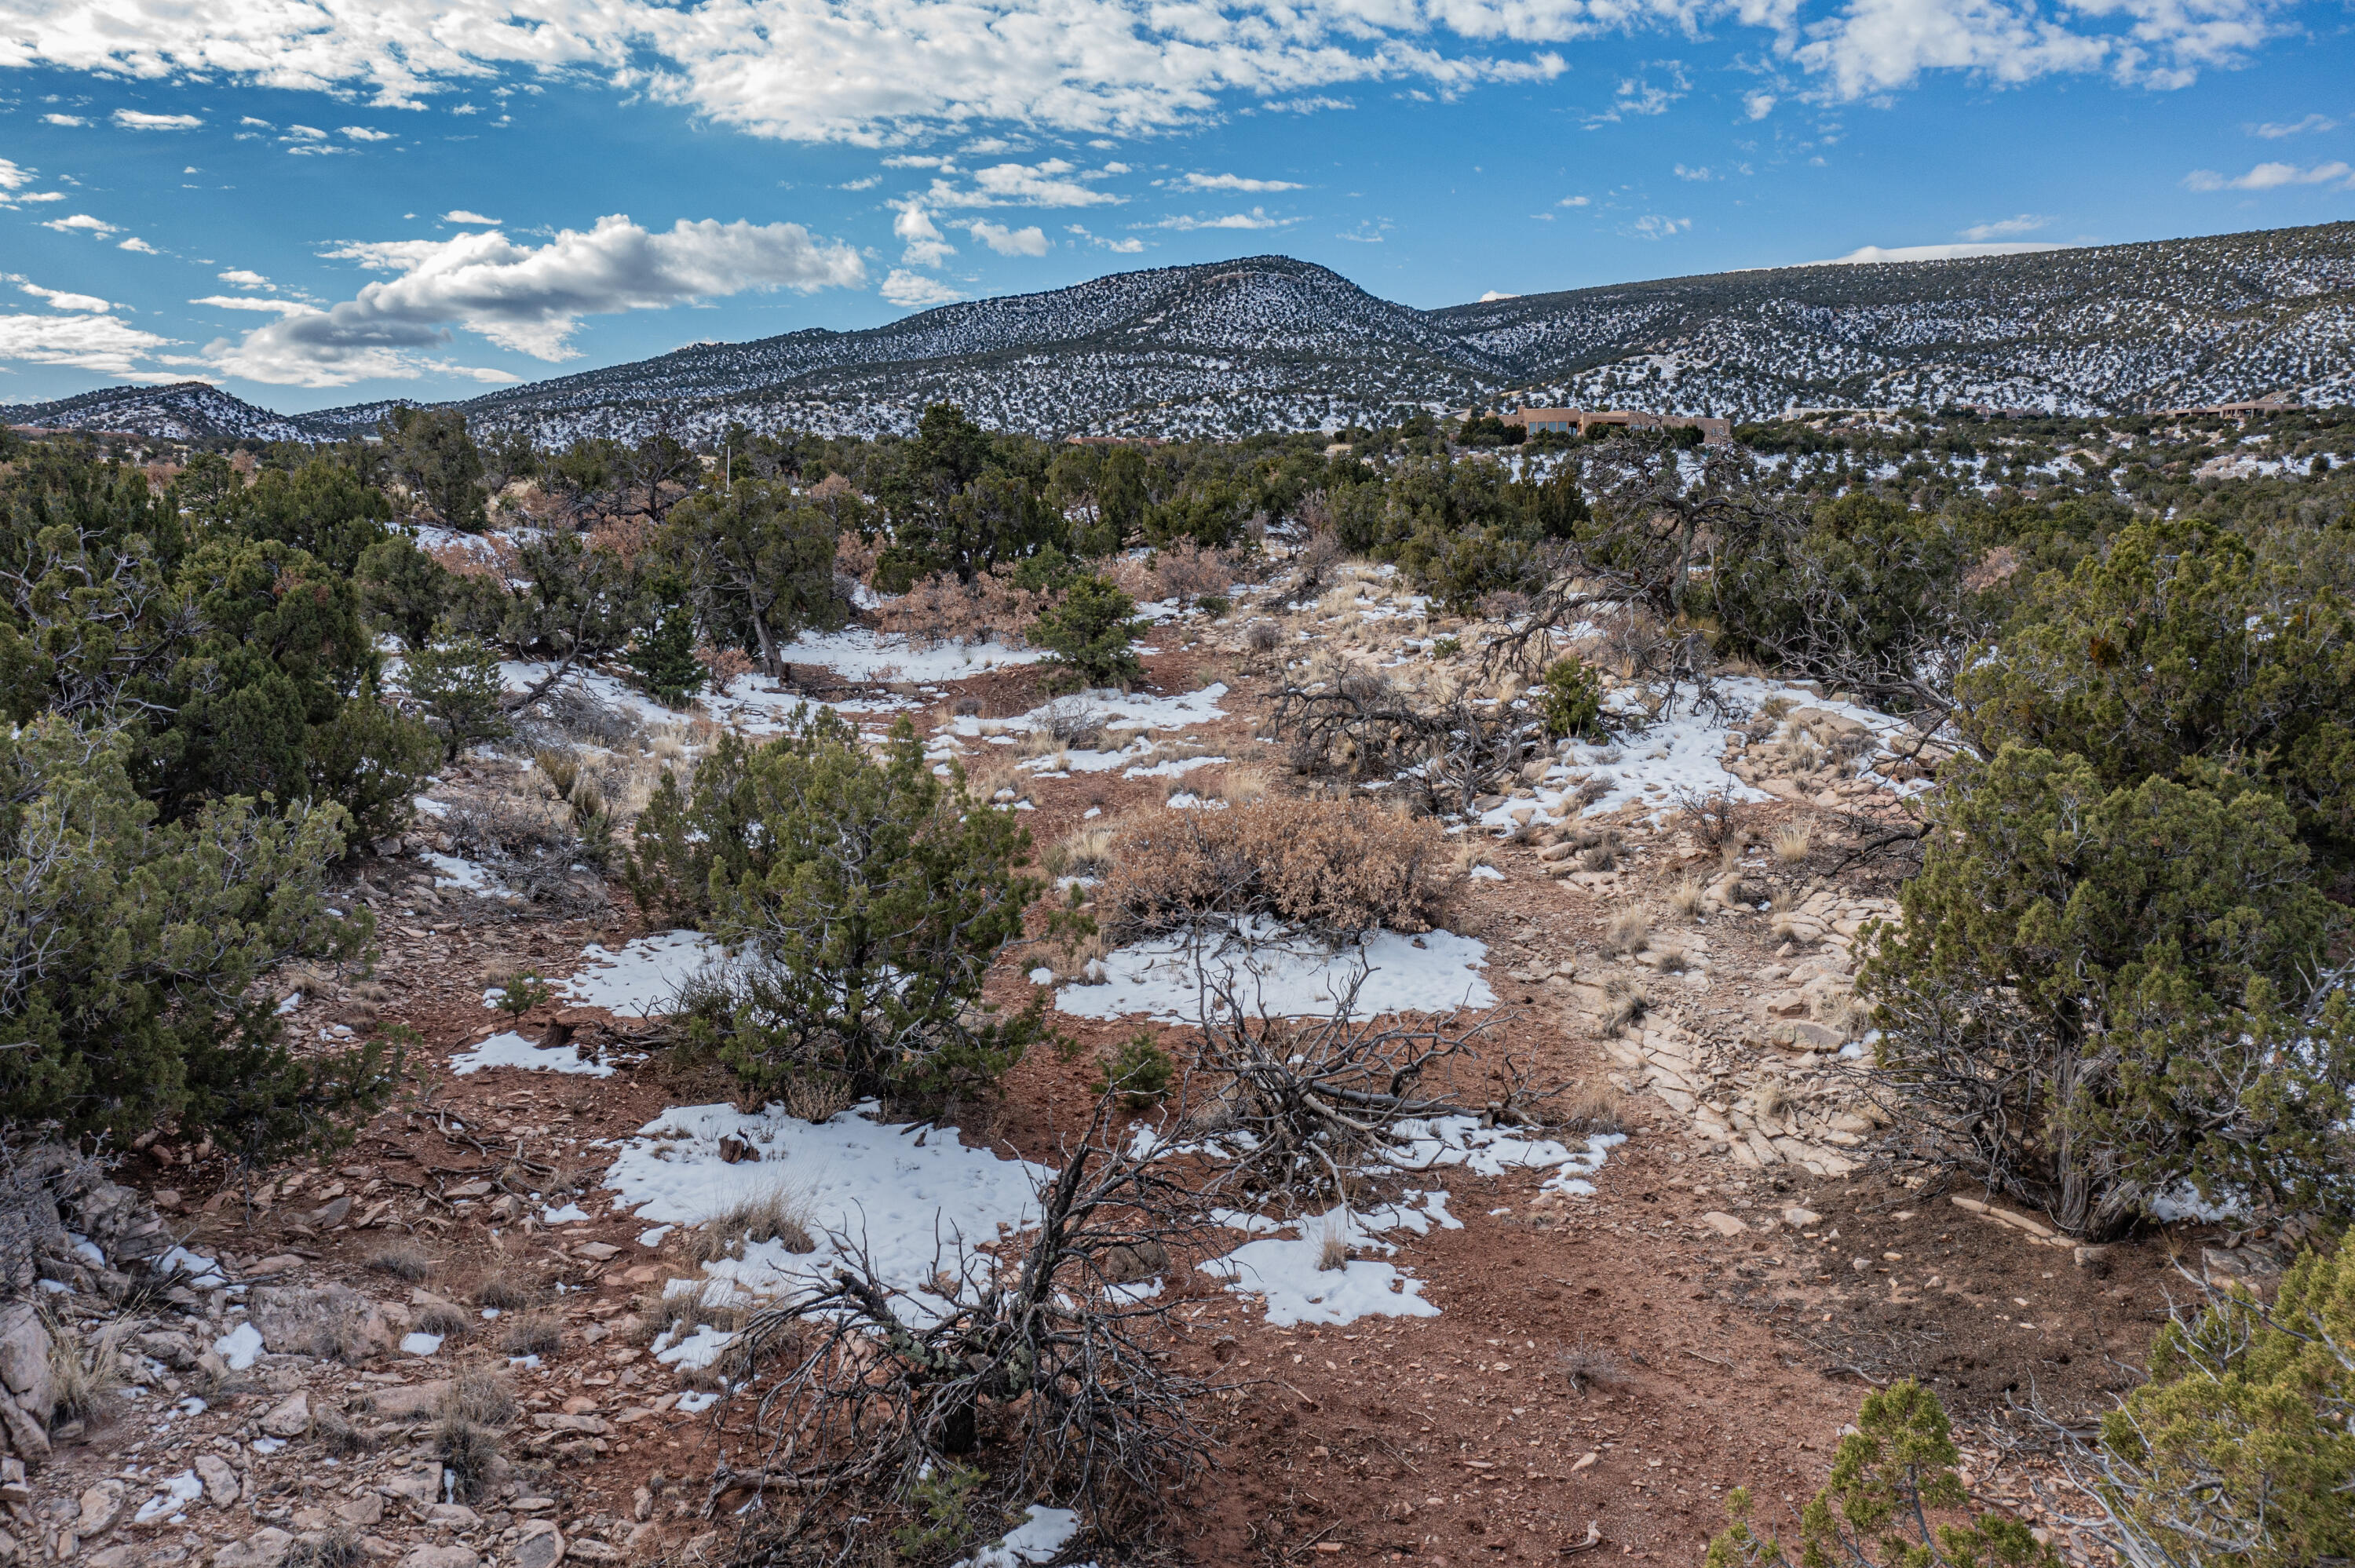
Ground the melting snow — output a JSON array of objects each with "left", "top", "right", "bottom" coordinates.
[
  {"left": 551, "top": 931, "right": 725, "bottom": 1016},
  {"left": 451, "top": 1030, "right": 615, "bottom": 1078},
  {"left": 1053, "top": 920, "right": 1494, "bottom": 1023},
  {"left": 399, "top": 1332, "right": 444, "bottom": 1357},
  {"left": 133, "top": 1471, "right": 204, "bottom": 1525},
  {"left": 955, "top": 1506, "right": 1087, "bottom": 1568},
  {"left": 214, "top": 1322, "right": 264, "bottom": 1371}
]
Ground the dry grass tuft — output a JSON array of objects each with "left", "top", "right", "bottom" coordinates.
[
  {"left": 1667, "top": 874, "right": 1705, "bottom": 919},
  {"left": 1603, "top": 908, "right": 1650, "bottom": 955},
  {"left": 1599, "top": 975, "right": 1648, "bottom": 1037},
  {"left": 499, "top": 1313, "right": 564, "bottom": 1358},
  {"left": 1557, "top": 1340, "right": 1625, "bottom": 1395},
  {"left": 1753, "top": 1080, "right": 1791, "bottom": 1121},
  {"left": 779, "top": 1071, "right": 856, "bottom": 1125},
  {"left": 689, "top": 1185, "right": 817, "bottom": 1264},
  {"left": 1772, "top": 821, "right": 1813, "bottom": 865},
  {"left": 1096, "top": 796, "right": 1455, "bottom": 938},
  {"left": 365, "top": 1243, "right": 434, "bottom": 1282},
  {"left": 1558, "top": 1088, "right": 1627, "bottom": 1138},
  {"left": 45, "top": 1310, "right": 119, "bottom": 1423},
  {"left": 1316, "top": 1227, "right": 1351, "bottom": 1272},
  {"left": 470, "top": 1274, "right": 541, "bottom": 1313},
  {"left": 415, "top": 1303, "right": 469, "bottom": 1339}
]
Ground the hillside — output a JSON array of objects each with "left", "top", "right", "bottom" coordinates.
[{"left": 8, "top": 222, "right": 2352, "bottom": 443}]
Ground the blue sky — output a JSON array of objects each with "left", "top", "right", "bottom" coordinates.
[{"left": 2, "top": 0, "right": 2350, "bottom": 413}]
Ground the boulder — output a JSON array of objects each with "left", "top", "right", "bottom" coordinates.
[
  {"left": 214, "top": 1527, "right": 297, "bottom": 1568},
  {"left": 0, "top": 1395, "right": 46, "bottom": 1465},
  {"left": 0, "top": 1307, "right": 53, "bottom": 1423},
  {"left": 396, "top": 1548, "right": 479, "bottom": 1568},
  {"left": 259, "top": 1391, "right": 312, "bottom": 1438},
  {"left": 511, "top": 1523, "right": 564, "bottom": 1568},
  {"left": 195, "top": 1453, "right": 243, "bottom": 1508},
  {"left": 1696, "top": 1211, "right": 1748, "bottom": 1238},
  {"left": 248, "top": 1284, "right": 398, "bottom": 1360},
  {"left": 77, "top": 1479, "right": 128, "bottom": 1537}
]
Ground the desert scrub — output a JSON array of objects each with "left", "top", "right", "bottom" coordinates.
[
  {"left": 641, "top": 707, "right": 1048, "bottom": 1100},
  {"left": 1094, "top": 1033, "right": 1176, "bottom": 1109},
  {"left": 1030, "top": 573, "right": 1146, "bottom": 691},
  {"left": 1096, "top": 797, "right": 1455, "bottom": 939},
  {"left": 1535, "top": 655, "right": 1608, "bottom": 742}
]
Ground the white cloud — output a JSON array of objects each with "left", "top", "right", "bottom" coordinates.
[
  {"left": 17, "top": 192, "right": 66, "bottom": 202},
  {"left": 0, "top": 310, "right": 172, "bottom": 374},
  {"left": 2183, "top": 160, "right": 2353, "bottom": 191},
  {"left": 0, "top": 161, "right": 32, "bottom": 191},
  {"left": 1068, "top": 224, "right": 1145, "bottom": 253},
  {"left": 0, "top": 0, "right": 2284, "bottom": 148},
  {"left": 1155, "top": 206, "right": 1290, "bottom": 230},
  {"left": 341, "top": 125, "right": 393, "bottom": 140},
  {"left": 881, "top": 269, "right": 964, "bottom": 308},
  {"left": 1959, "top": 212, "right": 2050, "bottom": 239},
  {"left": 1809, "top": 240, "right": 2069, "bottom": 264},
  {"left": 1557, "top": 195, "right": 1590, "bottom": 207},
  {"left": 1628, "top": 214, "right": 1691, "bottom": 239},
  {"left": 838, "top": 175, "right": 881, "bottom": 190},
  {"left": 206, "top": 213, "right": 864, "bottom": 385},
  {"left": 893, "top": 205, "right": 955, "bottom": 267},
  {"left": 118, "top": 237, "right": 158, "bottom": 253},
  {"left": 42, "top": 114, "right": 87, "bottom": 126},
  {"left": 16, "top": 280, "right": 110, "bottom": 312},
  {"left": 2251, "top": 114, "right": 2336, "bottom": 139},
  {"left": 1588, "top": 71, "right": 1685, "bottom": 125},
  {"left": 966, "top": 219, "right": 1049, "bottom": 256},
  {"left": 1181, "top": 172, "right": 1303, "bottom": 191},
  {"left": 42, "top": 213, "right": 115, "bottom": 235},
  {"left": 1743, "top": 91, "right": 1776, "bottom": 119},
  {"left": 926, "top": 160, "right": 1123, "bottom": 208},
  {"left": 1478, "top": 290, "right": 1520, "bottom": 301},
  {"left": 287, "top": 124, "right": 328, "bottom": 139},
  {"left": 112, "top": 108, "right": 203, "bottom": 129},
  {"left": 444, "top": 210, "right": 502, "bottom": 224},
  {"left": 217, "top": 268, "right": 272, "bottom": 287},
  {"left": 1673, "top": 163, "right": 1714, "bottom": 180},
  {"left": 190, "top": 294, "right": 316, "bottom": 314}
]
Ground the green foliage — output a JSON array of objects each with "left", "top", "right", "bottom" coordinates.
[
  {"left": 403, "top": 635, "right": 511, "bottom": 760},
  {"left": 2093, "top": 1230, "right": 2355, "bottom": 1568},
  {"left": 662, "top": 480, "right": 847, "bottom": 676},
  {"left": 623, "top": 729, "right": 764, "bottom": 923},
  {"left": 670, "top": 708, "right": 1048, "bottom": 1100},
  {"left": 872, "top": 404, "right": 1068, "bottom": 587},
  {"left": 1707, "top": 1380, "right": 2057, "bottom": 1568},
  {"left": 1956, "top": 518, "right": 2355, "bottom": 865},
  {"left": 1031, "top": 574, "right": 1145, "bottom": 691},
  {"left": 382, "top": 407, "right": 487, "bottom": 529},
  {"left": 0, "top": 720, "right": 393, "bottom": 1158},
  {"left": 305, "top": 694, "right": 441, "bottom": 844},
  {"left": 1095, "top": 1032, "right": 1175, "bottom": 1109},
  {"left": 238, "top": 459, "right": 396, "bottom": 576},
  {"left": 1858, "top": 744, "right": 2353, "bottom": 1238},
  {"left": 1535, "top": 655, "right": 1607, "bottom": 742},
  {"left": 1197, "top": 593, "right": 1230, "bottom": 618},
  {"left": 894, "top": 1460, "right": 998, "bottom": 1562},
  {"left": 626, "top": 579, "right": 705, "bottom": 707},
  {"left": 355, "top": 537, "right": 451, "bottom": 652},
  {"left": 491, "top": 971, "right": 553, "bottom": 1022}
]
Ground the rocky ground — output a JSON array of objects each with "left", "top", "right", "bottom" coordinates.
[{"left": 4, "top": 566, "right": 2304, "bottom": 1568}]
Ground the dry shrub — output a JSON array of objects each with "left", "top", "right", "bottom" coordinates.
[
  {"left": 1050, "top": 822, "right": 1119, "bottom": 879},
  {"left": 1448, "top": 838, "right": 1494, "bottom": 877},
  {"left": 780, "top": 1071, "right": 856, "bottom": 1124},
  {"left": 1219, "top": 766, "right": 1271, "bottom": 807},
  {"left": 689, "top": 1185, "right": 816, "bottom": 1264},
  {"left": 1559, "top": 1088, "right": 1627, "bottom": 1137},
  {"left": 472, "top": 1274, "right": 541, "bottom": 1312},
  {"left": 1599, "top": 975, "right": 1648, "bottom": 1036},
  {"left": 1772, "top": 821, "right": 1813, "bottom": 865},
  {"left": 1769, "top": 913, "right": 1810, "bottom": 948},
  {"left": 1603, "top": 909, "right": 1650, "bottom": 955},
  {"left": 871, "top": 567, "right": 1051, "bottom": 648},
  {"left": 1150, "top": 541, "right": 1232, "bottom": 605},
  {"left": 697, "top": 643, "right": 756, "bottom": 695},
  {"left": 1096, "top": 797, "right": 1455, "bottom": 938},
  {"left": 1753, "top": 1080, "right": 1791, "bottom": 1121},
  {"left": 832, "top": 526, "right": 882, "bottom": 588},
  {"left": 1316, "top": 1227, "right": 1350, "bottom": 1272},
  {"left": 312, "top": 1405, "right": 374, "bottom": 1457},
  {"left": 1243, "top": 619, "right": 1282, "bottom": 656},
  {"left": 1557, "top": 1340, "right": 1625, "bottom": 1395},
  {"left": 501, "top": 1312, "right": 564, "bottom": 1357},
  {"left": 44, "top": 1309, "right": 119, "bottom": 1423}
]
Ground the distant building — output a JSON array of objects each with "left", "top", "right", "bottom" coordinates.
[
  {"left": 1500, "top": 407, "right": 1734, "bottom": 446},
  {"left": 2153, "top": 395, "right": 2301, "bottom": 418}
]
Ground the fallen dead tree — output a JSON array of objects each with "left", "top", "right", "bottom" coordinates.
[
  {"left": 710, "top": 1097, "right": 1213, "bottom": 1557},
  {"left": 1269, "top": 669, "right": 1548, "bottom": 815}
]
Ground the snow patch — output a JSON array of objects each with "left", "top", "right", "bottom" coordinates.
[
  {"left": 553, "top": 930, "right": 725, "bottom": 1016},
  {"left": 1054, "top": 920, "right": 1494, "bottom": 1023},
  {"left": 451, "top": 1030, "right": 615, "bottom": 1078}
]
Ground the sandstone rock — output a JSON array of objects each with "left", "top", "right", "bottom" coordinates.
[
  {"left": 1782, "top": 1207, "right": 1822, "bottom": 1229},
  {"left": 565, "top": 1542, "right": 623, "bottom": 1563},
  {"left": 260, "top": 1391, "right": 312, "bottom": 1438},
  {"left": 396, "top": 1548, "right": 479, "bottom": 1568},
  {"left": 425, "top": 1504, "right": 480, "bottom": 1529},
  {"left": 195, "top": 1454, "right": 243, "bottom": 1508},
  {"left": 365, "top": 1380, "right": 452, "bottom": 1420},
  {"left": 382, "top": 1469, "right": 441, "bottom": 1505},
  {"left": 0, "top": 1309, "right": 52, "bottom": 1427},
  {"left": 338, "top": 1493, "right": 385, "bottom": 1527},
  {"left": 1696, "top": 1212, "right": 1748, "bottom": 1237},
  {"left": 572, "top": 1243, "right": 619, "bottom": 1264},
  {"left": 531, "top": 1413, "right": 609, "bottom": 1435},
  {"left": 249, "top": 1283, "right": 397, "bottom": 1360},
  {"left": 0, "top": 1393, "right": 47, "bottom": 1464},
  {"left": 512, "top": 1522, "right": 565, "bottom": 1568},
  {"left": 214, "top": 1527, "right": 297, "bottom": 1568},
  {"left": 78, "top": 1479, "right": 128, "bottom": 1537}
]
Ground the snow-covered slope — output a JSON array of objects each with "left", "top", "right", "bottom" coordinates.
[{"left": 10, "top": 224, "right": 2350, "bottom": 443}]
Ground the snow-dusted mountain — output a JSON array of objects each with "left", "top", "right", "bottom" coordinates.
[{"left": 9, "top": 224, "right": 2350, "bottom": 444}]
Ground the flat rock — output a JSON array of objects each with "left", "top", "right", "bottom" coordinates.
[
  {"left": 1696, "top": 1211, "right": 1748, "bottom": 1237},
  {"left": 366, "top": 1380, "right": 452, "bottom": 1420},
  {"left": 214, "top": 1527, "right": 297, "bottom": 1568},
  {"left": 398, "top": 1548, "right": 480, "bottom": 1568},
  {"left": 1782, "top": 1208, "right": 1822, "bottom": 1229},
  {"left": 259, "top": 1391, "right": 312, "bottom": 1438},
  {"left": 195, "top": 1453, "right": 242, "bottom": 1508},
  {"left": 512, "top": 1522, "right": 564, "bottom": 1568},
  {"left": 78, "top": 1479, "right": 128, "bottom": 1537},
  {"left": 0, "top": 1307, "right": 54, "bottom": 1423}
]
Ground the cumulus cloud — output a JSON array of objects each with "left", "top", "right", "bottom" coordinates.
[
  {"left": 2183, "top": 160, "right": 2353, "bottom": 191},
  {"left": 1673, "top": 163, "right": 1714, "bottom": 180},
  {"left": 1067, "top": 224, "right": 1145, "bottom": 253},
  {"left": 112, "top": 108, "right": 202, "bottom": 129},
  {"left": 341, "top": 125, "right": 393, "bottom": 140},
  {"left": 1181, "top": 172, "right": 1302, "bottom": 191},
  {"left": 881, "top": 269, "right": 963, "bottom": 308},
  {"left": 118, "top": 236, "right": 159, "bottom": 253},
  {"left": 925, "top": 160, "right": 1123, "bottom": 208},
  {"left": 0, "top": 161, "right": 31, "bottom": 190},
  {"left": 206, "top": 213, "right": 864, "bottom": 385},
  {"left": 1627, "top": 214, "right": 1690, "bottom": 239},
  {"left": 0, "top": 309, "right": 172, "bottom": 374},
  {"left": 190, "top": 294, "right": 316, "bottom": 313},
  {"left": 42, "top": 213, "right": 116, "bottom": 235},
  {"left": 1557, "top": 194, "right": 1590, "bottom": 207},
  {"left": 1809, "top": 240, "right": 2069, "bottom": 264},
  {"left": 966, "top": 218, "right": 1049, "bottom": 255},
  {"left": 444, "top": 210, "right": 502, "bottom": 224},
  {"left": 42, "top": 114, "right": 87, "bottom": 127},
  {"left": 217, "top": 268, "right": 272, "bottom": 287},
  {"left": 1743, "top": 91, "right": 1776, "bottom": 119},
  {"left": 1959, "top": 213, "right": 2050, "bottom": 239},
  {"left": 16, "top": 279, "right": 111, "bottom": 312},
  {"left": 893, "top": 205, "right": 956, "bottom": 266},
  {"left": 0, "top": 0, "right": 2287, "bottom": 152}
]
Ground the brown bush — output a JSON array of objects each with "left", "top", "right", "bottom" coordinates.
[
  {"left": 1096, "top": 797, "right": 1455, "bottom": 938},
  {"left": 871, "top": 567, "right": 1051, "bottom": 647}
]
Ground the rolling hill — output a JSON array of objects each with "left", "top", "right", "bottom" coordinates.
[{"left": 8, "top": 222, "right": 2351, "bottom": 444}]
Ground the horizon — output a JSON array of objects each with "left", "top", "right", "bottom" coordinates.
[{"left": 3, "top": 0, "right": 2352, "bottom": 414}]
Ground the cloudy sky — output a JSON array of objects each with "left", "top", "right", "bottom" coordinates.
[{"left": 1, "top": 0, "right": 2350, "bottom": 411}]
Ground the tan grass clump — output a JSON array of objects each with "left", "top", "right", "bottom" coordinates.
[
  {"left": 1095, "top": 797, "right": 1455, "bottom": 938},
  {"left": 1603, "top": 908, "right": 1650, "bottom": 955},
  {"left": 1772, "top": 821, "right": 1813, "bottom": 865},
  {"left": 689, "top": 1184, "right": 817, "bottom": 1264}
]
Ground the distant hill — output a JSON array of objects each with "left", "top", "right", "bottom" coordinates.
[{"left": 9, "top": 223, "right": 2351, "bottom": 444}]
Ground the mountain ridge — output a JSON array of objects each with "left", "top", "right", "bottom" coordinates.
[{"left": 9, "top": 223, "right": 2352, "bottom": 444}]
